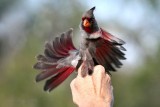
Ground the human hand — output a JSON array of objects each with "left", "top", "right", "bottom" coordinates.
[{"left": 70, "top": 65, "right": 114, "bottom": 107}]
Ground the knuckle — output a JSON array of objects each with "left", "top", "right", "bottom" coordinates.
[
  {"left": 94, "top": 65, "right": 105, "bottom": 74},
  {"left": 106, "top": 74, "right": 111, "bottom": 81},
  {"left": 73, "top": 98, "right": 78, "bottom": 105}
]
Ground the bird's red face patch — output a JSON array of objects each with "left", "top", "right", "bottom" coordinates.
[
  {"left": 82, "top": 18, "right": 91, "bottom": 27},
  {"left": 82, "top": 17, "right": 93, "bottom": 34}
]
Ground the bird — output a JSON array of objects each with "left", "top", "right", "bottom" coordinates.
[{"left": 33, "top": 6, "right": 126, "bottom": 92}]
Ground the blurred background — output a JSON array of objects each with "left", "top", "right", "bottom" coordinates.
[{"left": 0, "top": 0, "right": 160, "bottom": 107}]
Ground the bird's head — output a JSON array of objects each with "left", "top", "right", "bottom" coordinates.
[{"left": 81, "top": 6, "right": 99, "bottom": 34}]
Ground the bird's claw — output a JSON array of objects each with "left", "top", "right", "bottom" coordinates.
[{"left": 81, "top": 60, "right": 94, "bottom": 77}]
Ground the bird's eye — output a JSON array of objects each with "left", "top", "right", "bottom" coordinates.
[{"left": 82, "top": 17, "right": 85, "bottom": 21}]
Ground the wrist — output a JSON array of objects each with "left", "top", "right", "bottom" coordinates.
[{"left": 94, "top": 98, "right": 112, "bottom": 107}]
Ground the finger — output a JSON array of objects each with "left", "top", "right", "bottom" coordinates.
[
  {"left": 70, "top": 78, "right": 76, "bottom": 91},
  {"left": 111, "top": 85, "right": 114, "bottom": 105},
  {"left": 77, "top": 63, "right": 84, "bottom": 78},
  {"left": 77, "top": 63, "right": 95, "bottom": 94},
  {"left": 92, "top": 65, "right": 106, "bottom": 95},
  {"left": 70, "top": 79, "right": 81, "bottom": 104},
  {"left": 101, "top": 74, "right": 112, "bottom": 100}
]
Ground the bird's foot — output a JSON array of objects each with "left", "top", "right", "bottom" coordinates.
[
  {"left": 81, "top": 60, "right": 94, "bottom": 77},
  {"left": 81, "top": 62, "right": 88, "bottom": 77}
]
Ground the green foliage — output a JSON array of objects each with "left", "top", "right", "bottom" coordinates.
[
  {"left": 0, "top": 0, "right": 20, "bottom": 16},
  {"left": 112, "top": 46, "right": 160, "bottom": 107}
]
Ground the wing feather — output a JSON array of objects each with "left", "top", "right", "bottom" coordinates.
[
  {"left": 44, "top": 67, "right": 75, "bottom": 91},
  {"left": 88, "top": 29, "right": 126, "bottom": 74},
  {"left": 34, "top": 28, "right": 78, "bottom": 91}
]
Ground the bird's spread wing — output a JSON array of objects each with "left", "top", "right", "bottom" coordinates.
[
  {"left": 88, "top": 28, "right": 126, "bottom": 74},
  {"left": 100, "top": 28, "right": 126, "bottom": 51},
  {"left": 33, "top": 28, "right": 79, "bottom": 91}
]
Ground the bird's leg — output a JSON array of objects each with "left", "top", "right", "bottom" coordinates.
[
  {"left": 79, "top": 50, "right": 94, "bottom": 76},
  {"left": 81, "top": 59, "right": 94, "bottom": 76},
  {"left": 80, "top": 49, "right": 95, "bottom": 77},
  {"left": 81, "top": 60, "right": 88, "bottom": 77},
  {"left": 88, "top": 60, "right": 94, "bottom": 75},
  {"left": 86, "top": 49, "right": 94, "bottom": 75},
  {"left": 80, "top": 50, "right": 88, "bottom": 77}
]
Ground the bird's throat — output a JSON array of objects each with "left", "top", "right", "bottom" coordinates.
[{"left": 83, "top": 27, "right": 93, "bottom": 34}]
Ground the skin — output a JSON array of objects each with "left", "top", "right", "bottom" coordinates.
[{"left": 70, "top": 64, "right": 114, "bottom": 107}]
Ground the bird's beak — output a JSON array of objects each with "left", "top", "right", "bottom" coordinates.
[{"left": 83, "top": 19, "right": 91, "bottom": 27}]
